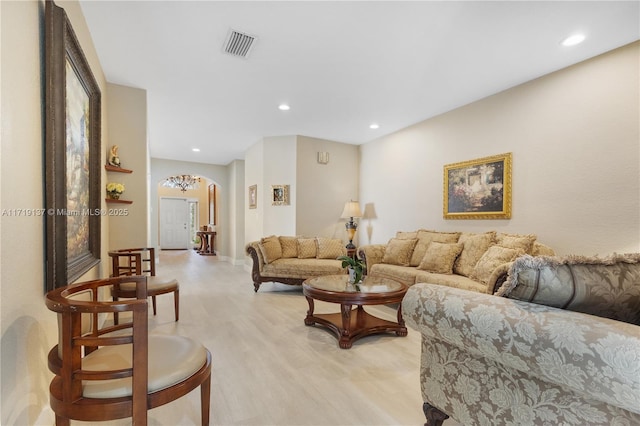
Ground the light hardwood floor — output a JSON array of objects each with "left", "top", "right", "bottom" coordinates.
[{"left": 73, "top": 250, "right": 460, "bottom": 426}]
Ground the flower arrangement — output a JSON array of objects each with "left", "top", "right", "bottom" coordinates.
[{"left": 106, "top": 182, "right": 125, "bottom": 199}]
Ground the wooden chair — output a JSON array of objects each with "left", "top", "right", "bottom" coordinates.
[
  {"left": 109, "top": 247, "right": 179, "bottom": 322},
  {"left": 45, "top": 276, "right": 211, "bottom": 425}
]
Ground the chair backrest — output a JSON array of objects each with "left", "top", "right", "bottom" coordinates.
[
  {"left": 45, "top": 276, "right": 149, "bottom": 415},
  {"left": 109, "top": 247, "right": 156, "bottom": 277}
]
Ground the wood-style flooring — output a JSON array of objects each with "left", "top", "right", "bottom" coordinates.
[{"left": 72, "top": 249, "right": 460, "bottom": 426}]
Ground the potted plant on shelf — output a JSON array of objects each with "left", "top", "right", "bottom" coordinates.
[
  {"left": 338, "top": 255, "right": 366, "bottom": 285},
  {"left": 106, "top": 182, "right": 125, "bottom": 200}
]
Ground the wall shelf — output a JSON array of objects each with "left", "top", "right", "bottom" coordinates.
[
  {"left": 105, "top": 164, "right": 133, "bottom": 173},
  {"left": 105, "top": 198, "right": 133, "bottom": 204}
]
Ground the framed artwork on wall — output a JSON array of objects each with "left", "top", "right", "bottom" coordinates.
[
  {"left": 271, "top": 185, "right": 290, "bottom": 206},
  {"left": 44, "top": 1, "right": 101, "bottom": 291},
  {"left": 248, "top": 185, "right": 257, "bottom": 209},
  {"left": 443, "top": 153, "right": 512, "bottom": 220}
]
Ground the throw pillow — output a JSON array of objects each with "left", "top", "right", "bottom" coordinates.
[
  {"left": 279, "top": 236, "right": 298, "bottom": 258},
  {"left": 496, "top": 233, "right": 537, "bottom": 254},
  {"left": 453, "top": 232, "right": 496, "bottom": 277},
  {"left": 471, "top": 245, "right": 523, "bottom": 284},
  {"left": 410, "top": 230, "right": 461, "bottom": 266},
  {"left": 258, "top": 235, "right": 282, "bottom": 264},
  {"left": 316, "top": 237, "right": 346, "bottom": 259},
  {"left": 497, "top": 253, "right": 640, "bottom": 325},
  {"left": 395, "top": 231, "right": 418, "bottom": 240},
  {"left": 381, "top": 238, "right": 418, "bottom": 266},
  {"left": 418, "top": 242, "right": 464, "bottom": 274},
  {"left": 297, "top": 238, "right": 317, "bottom": 259}
]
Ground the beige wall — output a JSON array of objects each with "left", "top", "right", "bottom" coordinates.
[
  {"left": 296, "top": 136, "right": 359, "bottom": 239},
  {"left": 106, "top": 83, "right": 149, "bottom": 249},
  {"left": 360, "top": 42, "right": 640, "bottom": 255},
  {"left": 244, "top": 135, "right": 359, "bottom": 252},
  {"left": 1, "top": 1, "right": 110, "bottom": 423}
]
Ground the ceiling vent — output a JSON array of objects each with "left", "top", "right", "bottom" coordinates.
[{"left": 223, "top": 29, "right": 257, "bottom": 58}]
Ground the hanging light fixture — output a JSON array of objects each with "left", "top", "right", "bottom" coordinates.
[{"left": 163, "top": 175, "right": 201, "bottom": 192}]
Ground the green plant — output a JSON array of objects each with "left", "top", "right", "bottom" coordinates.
[{"left": 338, "top": 255, "right": 366, "bottom": 284}]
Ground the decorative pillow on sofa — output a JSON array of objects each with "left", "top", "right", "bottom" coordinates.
[
  {"left": 382, "top": 238, "right": 417, "bottom": 266},
  {"left": 410, "top": 230, "right": 461, "bottom": 266},
  {"left": 395, "top": 230, "right": 419, "bottom": 240},
  {"left": 497, "top": 253, "right": 640, "bottom": 325},
  {"left": 258, "top": 235, "right": 282, "bottom": 264},
  {"left": 453, "top": 231, "right": 496, "bottom": 277},
  {"left": 496, "top": 233, "right": 537, "bottom": 254},
  {"left": 417, "top": 242, "right": 464, "bottom": 274},
  {"left": 316, "top": 237, "right": 346, "bottom": 259},
  {"left": 297, "top": 238, "right": 317, "bottom": 259},
  {"left": 279, "top": 236, "right": 298, "bottom": 258},
  {"left": 471, "top": 245, "right": 523, "bottom": 284}
]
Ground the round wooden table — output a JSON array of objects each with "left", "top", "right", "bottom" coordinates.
[{"left": 302, "top": 275, "right": 408, "bottom": 349}]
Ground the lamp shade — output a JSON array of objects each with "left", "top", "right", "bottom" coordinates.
[{"left": 341, "top": 201, "right": 362, "bottom": 219}]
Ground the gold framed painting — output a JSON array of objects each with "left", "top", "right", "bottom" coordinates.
[
  {"left": 271, "top": 185, "right": 290, "bottom": 206},
  {"left": 443, "top": 153, "right": 512, "bottom": 219},
  {"left": 45, "top": 1, "right": 101, "bottom": 291}
]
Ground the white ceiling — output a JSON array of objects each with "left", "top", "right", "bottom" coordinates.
[{"left": 79, "top": 1, "right": 640, "bottom": 166}]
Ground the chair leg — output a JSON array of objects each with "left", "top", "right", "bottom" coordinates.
[
  {"left": 423, "top": 401, "right": 449, "bottom": 426},
  {"left": 151, "top": 295, "right": 157, "bottom": 315},
  {"left": 201, "top": 372, "right": 211, "bottom": 425},
  {"left": 174, "top": 288, "right": 180, "bottom": 321}
]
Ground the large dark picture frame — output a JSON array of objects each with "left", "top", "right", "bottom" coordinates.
[
  {"left": 443, "top": 153, "right": 512, "bottom": 220},
  {"left": 45, "top": 0, "right": 101, "bottom": 292}
]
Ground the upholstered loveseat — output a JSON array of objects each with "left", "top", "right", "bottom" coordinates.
[
  {"left": 402, "top": 253, "right": 640, "bottom": 425},
  {"left": 246, "top": 236, "right": 347, "bottom": 292},
  {"left": 359, "top": 230, "right": 554, "bottom": 294}
]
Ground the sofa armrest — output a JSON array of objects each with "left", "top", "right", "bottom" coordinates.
[
  {"left": 357, "top": 244, "right": 386, "bottom": 275},
  {"left": 402, "top": 283, "right": 640, "bottom": 415}
]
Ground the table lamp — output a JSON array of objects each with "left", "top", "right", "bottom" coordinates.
[{"left": 341, "top": 201, "right": 363, "bottom": 249}]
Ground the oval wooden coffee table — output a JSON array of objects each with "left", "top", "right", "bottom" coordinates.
[{"left": 302, "top": 275, "right": 408, "bottom": 349}]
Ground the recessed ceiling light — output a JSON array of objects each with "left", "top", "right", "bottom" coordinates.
[
  {"left": 192, "top": 148, "right": 200, "bottom": 152},
  {"left": 278, "top": 104, "right": 290, "bottom": 111},
  {"left": 561, "top": 33, "right": 586, "bottom": 47},
  {"left": 369, "top": 123, "right": 379, "bottom": 129}
]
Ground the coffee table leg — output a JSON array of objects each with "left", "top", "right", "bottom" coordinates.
[
  {"left": 304, "top": 296, "right": 315, "bottom": 326},
  {"left": 339, "top": 303, "right": 353, "bottom": 349}
]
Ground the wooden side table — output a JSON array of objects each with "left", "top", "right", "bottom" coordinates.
[{"left": 196, "top": 231, "right": 216, "bottom": 255}]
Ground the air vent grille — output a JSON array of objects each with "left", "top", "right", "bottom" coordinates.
[{"left": 223, "top": 30, "right": 256, "bottom": 58}]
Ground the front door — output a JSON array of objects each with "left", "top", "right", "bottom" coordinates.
[{"left": 159, "top": 197, "right": 189, "bottom": 249}]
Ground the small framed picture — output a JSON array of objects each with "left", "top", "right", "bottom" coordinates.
[
  {"left": 248, "top": 184, "right": 257, "bottom": 209},
  {"left": 271, "top": 185, "right": 290, "bottom": 206}
]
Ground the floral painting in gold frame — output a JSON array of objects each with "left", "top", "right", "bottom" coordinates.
[{"left": 443, "top": 153, "right": 512, "bottom": 219}]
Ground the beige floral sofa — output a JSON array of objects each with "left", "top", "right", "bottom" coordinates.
[
  {"left": 402, "top": 253, "right": 640, "bottom": 426},
  {"left": 358, "top": 230, "right": 554, "bottom": 294},
  {"left": 246, "top": 236, "right": 347, "bottom": 292}
]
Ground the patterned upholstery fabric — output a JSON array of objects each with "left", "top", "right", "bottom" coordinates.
[
  {"left": 496, "top": 232, "right": 537, "bottom": 254},
  {"left": 316, "top": 237, "right": 346, "bottom": 259},
  {"left": 258, "top": 235, "right": 282, "bottom": 264},
  {"left": 279, "top": 236, "right": 298, "bottom": 258},
  {"left": 403, "top": 284, "right": 640, "bottom": 425},
  {"left": 414, "top": 271, "right": 487, "bottom": 293},
  {"left": 396, "top": 230, "right": 419, "bottom": 240},
  {"left": 297, "top": 238, "right": 317, "bottom": 259},
  {"left": 453, "top": 231, "right": 496, "bottom": 277},
  {"left": 531, "top": 241, "right": 555, "bottom": 256},
  {"left": 471, "top": 245, "right": 523, "bottom": 284},
  {"left": 262, "top": 258, "right": 345, "bottom": 278},
  {"left": 381, "top": 238, "right": 417, "bottom": 266},
  {"left": 498, "top": 253, "right": 640, "bottom": 325},
  {"left": 370, "top": 263, "right": 420, "bottom": 286},
  {"left": 417, "top": 242, "right": 464, "bottom": 274},
  {"left": 410, "top": 230, "right": 460, "bottom": 267}
]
